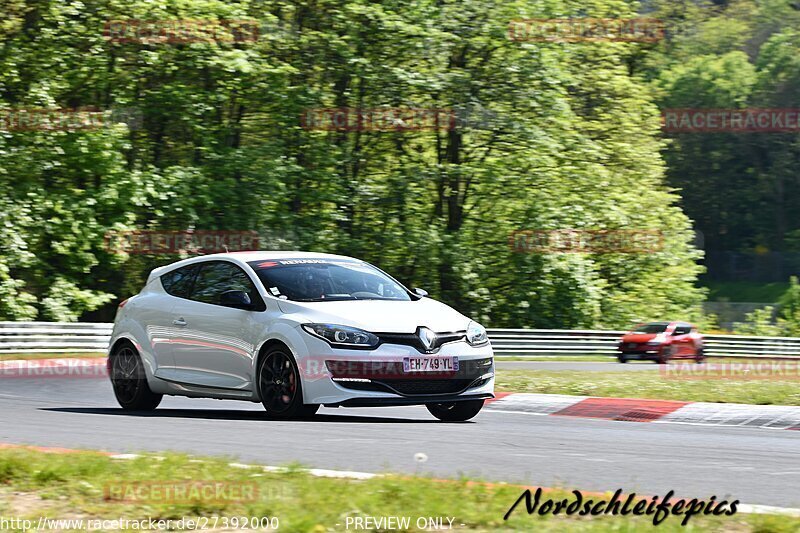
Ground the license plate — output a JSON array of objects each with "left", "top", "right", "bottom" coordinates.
[{"left": 403, "top": 356, "right": 459, "bottom": 372}]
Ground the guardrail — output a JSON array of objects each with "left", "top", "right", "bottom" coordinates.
[
  {"left": 487, "top": 329, "right": 800, "bottom": 359},
  {"left": 0, "top": 322, "right": 112, "bottom": 353},
  {"left": 2, "top": 322, "right": 800, "bottom": 359}
]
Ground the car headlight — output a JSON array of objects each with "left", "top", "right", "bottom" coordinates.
[
  {"left": 302, "top": 324, "right": 380, "bottom": 349},
  {"left": 466, "top": 321, "right": 489, "bottom": 347}
]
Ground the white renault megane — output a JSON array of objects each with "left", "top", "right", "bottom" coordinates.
[{"left": 108, "top": 252, "right": 495, "bottom": 421}]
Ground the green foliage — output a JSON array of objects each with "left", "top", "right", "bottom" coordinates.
[
  {"left": 777, "top": 276, "right": 800, "bottom": 336},
  {"left": 731, "top": 277, "right": 800, "bottom": 336},
  {"left": 644, "top": 1, "right": 800, "bottom": 261},
  {"left": 732, "top": 306, "right": 782, "bottom": 337},
  {"left": 0, "top": 0, "right": 710, "bottom": 325}
]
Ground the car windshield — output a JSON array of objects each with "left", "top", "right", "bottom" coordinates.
[
  {"left": 632, "top": 323, "right": 669, "bottom": 334},
  {"left": 249, "top": 259, "right": 411, "bottom": 302}
]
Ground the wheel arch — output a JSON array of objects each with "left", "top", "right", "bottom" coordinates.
[
  {"left": 255, "top": 338, "right": 294, "bottom": 370},
  {"left": 109, "top": 336, "right": 136, "bottom": 356},
  {"left": 254, "top": 338, "right": 296, "bottom": 402},
  {"left": 107, "top": 334, "right": 160, "bottom": 387}
]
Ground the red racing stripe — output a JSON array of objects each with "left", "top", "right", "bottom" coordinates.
[{"left": 552, "top": 397, "right": 689, "bottom": 422}]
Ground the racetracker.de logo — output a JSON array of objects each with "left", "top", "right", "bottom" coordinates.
[
  {"left": 509, "top": 229, "right": 664, "bottom": 254},
  {"left": 104, "top": 230, "right": 261, "bottom": 255},
  {"left": 0, "top": 359, "right": 108, "bottom": 379},
  {"left": 508, "top": 18, "right": 665, "bottom": 43},
  {"left": 299, "top": 358, "right": 465, "bottom": 380},
  {"left": 0, "top": 107, "right": 142, "bottom": 132},
  {"left": 301, "top": 107, "right": 457, "bottom": 132},
  {"left": 662, "top": 109, "right": 800, "bottom": 133},
  {"left": 662, "top": 362, "right": 800, "bottom": 380},
  {"left": 103, "top": 19, "right": 260, "bottom": 44},
  {"left": 103, "top": 481, "right": 261, "bottom": 504}
]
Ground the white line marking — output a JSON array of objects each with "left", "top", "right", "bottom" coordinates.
[
  {"left": 109, "top": 454, "right": 139, "bottom": 460},
  {"left": 738, "top": 504, "right": 800, "bottom": 517}
]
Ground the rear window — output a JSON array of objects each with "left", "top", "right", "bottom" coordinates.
[{"left": 160, "top": 264, "right": 198, "bottom": 298}]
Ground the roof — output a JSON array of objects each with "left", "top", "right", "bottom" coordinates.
[
  {"left": 198, "top": 250, "right": 356, "bottom": 262},
  {"left": 146, "top": 250, "right": 359, "bottom": 284}
]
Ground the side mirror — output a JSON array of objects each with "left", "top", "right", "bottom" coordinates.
[
  {"left": 413, "top": 288, "right": 429, "bottom": 297},
  {"left": 220, "top": 290, "right": 253, "bottom": 309}
]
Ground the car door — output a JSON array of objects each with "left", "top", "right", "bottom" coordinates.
[
  {"left": 671, "top": 324, "right": 691, "bottom": 357},
  {"left": 147, "top": 263, "right": 200, "bottom": 377},
  {"left": 170, "top": 260, "right": 265, "bottom": 390}
]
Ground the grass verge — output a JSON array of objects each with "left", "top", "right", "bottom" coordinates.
[
  {"left": 496, "top": 356, "right": 615, "bottom": 362},
  {"left": 496, "top": 370, "right": 800, "bottom": 405},
  {"left": 0, "top": 448, "right": 797, "bottom": 532}
]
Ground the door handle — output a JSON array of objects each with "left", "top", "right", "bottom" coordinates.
[{"left": 173, "top": 318, "right": 187, "bottom": 326}]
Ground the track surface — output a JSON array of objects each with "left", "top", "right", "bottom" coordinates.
[{"left": 1, "top": 377, "right": 799, "bottom": 507}]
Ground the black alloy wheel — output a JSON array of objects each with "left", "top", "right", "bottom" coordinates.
[
  {"left": 258, "top": 348, "right": 318, "bottom": 418},
  {"left": 110, "top": 342, "right": 162, "bottom": 411}
]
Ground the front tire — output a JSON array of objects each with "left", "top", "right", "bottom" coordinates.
[
  {"left": 257, "top": 347, "right": 318, "bottom": 419},
  {"left": 110, "top": 342, "right": 162, "bottom": 411},
  {"left": 426, "top": 400, "right": 484, "bottom": 422}
]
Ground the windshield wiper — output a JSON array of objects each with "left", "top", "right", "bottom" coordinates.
[{"left": 293, "top": 295, "right": 358, "bottom": 302}]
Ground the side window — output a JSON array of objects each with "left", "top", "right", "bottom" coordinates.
[
  {"left": 160, "top": 265, "right": 198, "bottom": 298},
  {"left": 673, "top": 325, "right": 690, "bottom": 335},
  {"left": 190, "top": 261, "right": 263, "bottom": 309}
]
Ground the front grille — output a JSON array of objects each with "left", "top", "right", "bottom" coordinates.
[{"left": 376, "top": 331, "right": 466, "bottom": 353}]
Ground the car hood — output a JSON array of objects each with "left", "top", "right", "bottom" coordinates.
[
  {"left": 277, "top": 297, "right": 471, "bottom": 333},
  {"left": 621, "top": 333, "right": 661, "bottom": 343}
]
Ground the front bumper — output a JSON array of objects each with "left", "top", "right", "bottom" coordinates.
[
  {"left": 619, "top": 351, "right": 660, "bottom": 361},
  {"left": 619, "top": 343, "right": 664, "bottom": 360},
  {"left": 295, "top": 327, "right": 495, "bottom": 406},
  {"left": 327, "top": 393, "right": 494, "bottom": 408}
]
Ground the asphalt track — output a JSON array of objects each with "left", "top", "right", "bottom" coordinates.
[{"left": 1, "top": 377, "right": 799, "bottom": 508}]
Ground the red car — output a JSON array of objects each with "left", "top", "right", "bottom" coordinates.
[{"left": 617, "top": 321, "right": 704, "bottom": 364}]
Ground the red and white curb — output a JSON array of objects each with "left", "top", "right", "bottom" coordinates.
[{"left": 486, "top": 393, "right": 800, "bottom": 431}]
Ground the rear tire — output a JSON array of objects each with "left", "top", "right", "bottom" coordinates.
[
  {"left": 426, "top": 400, "right": 484, "bottom": 422},
  {"left": 695, "top": 348, "right": 706, "bottom": 364},
  {"left": 618, "top": 355, "right": 628, "bottom": 363},
  {"left": 110, "top": 341, "right": 162, "bottom": 411},
  {"left": 258, "top": 347, "right": 316, "bottom": 419}
]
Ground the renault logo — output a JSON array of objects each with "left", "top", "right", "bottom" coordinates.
[{"left": 417, "top": 327, "right": 437, "bottom": 352}]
